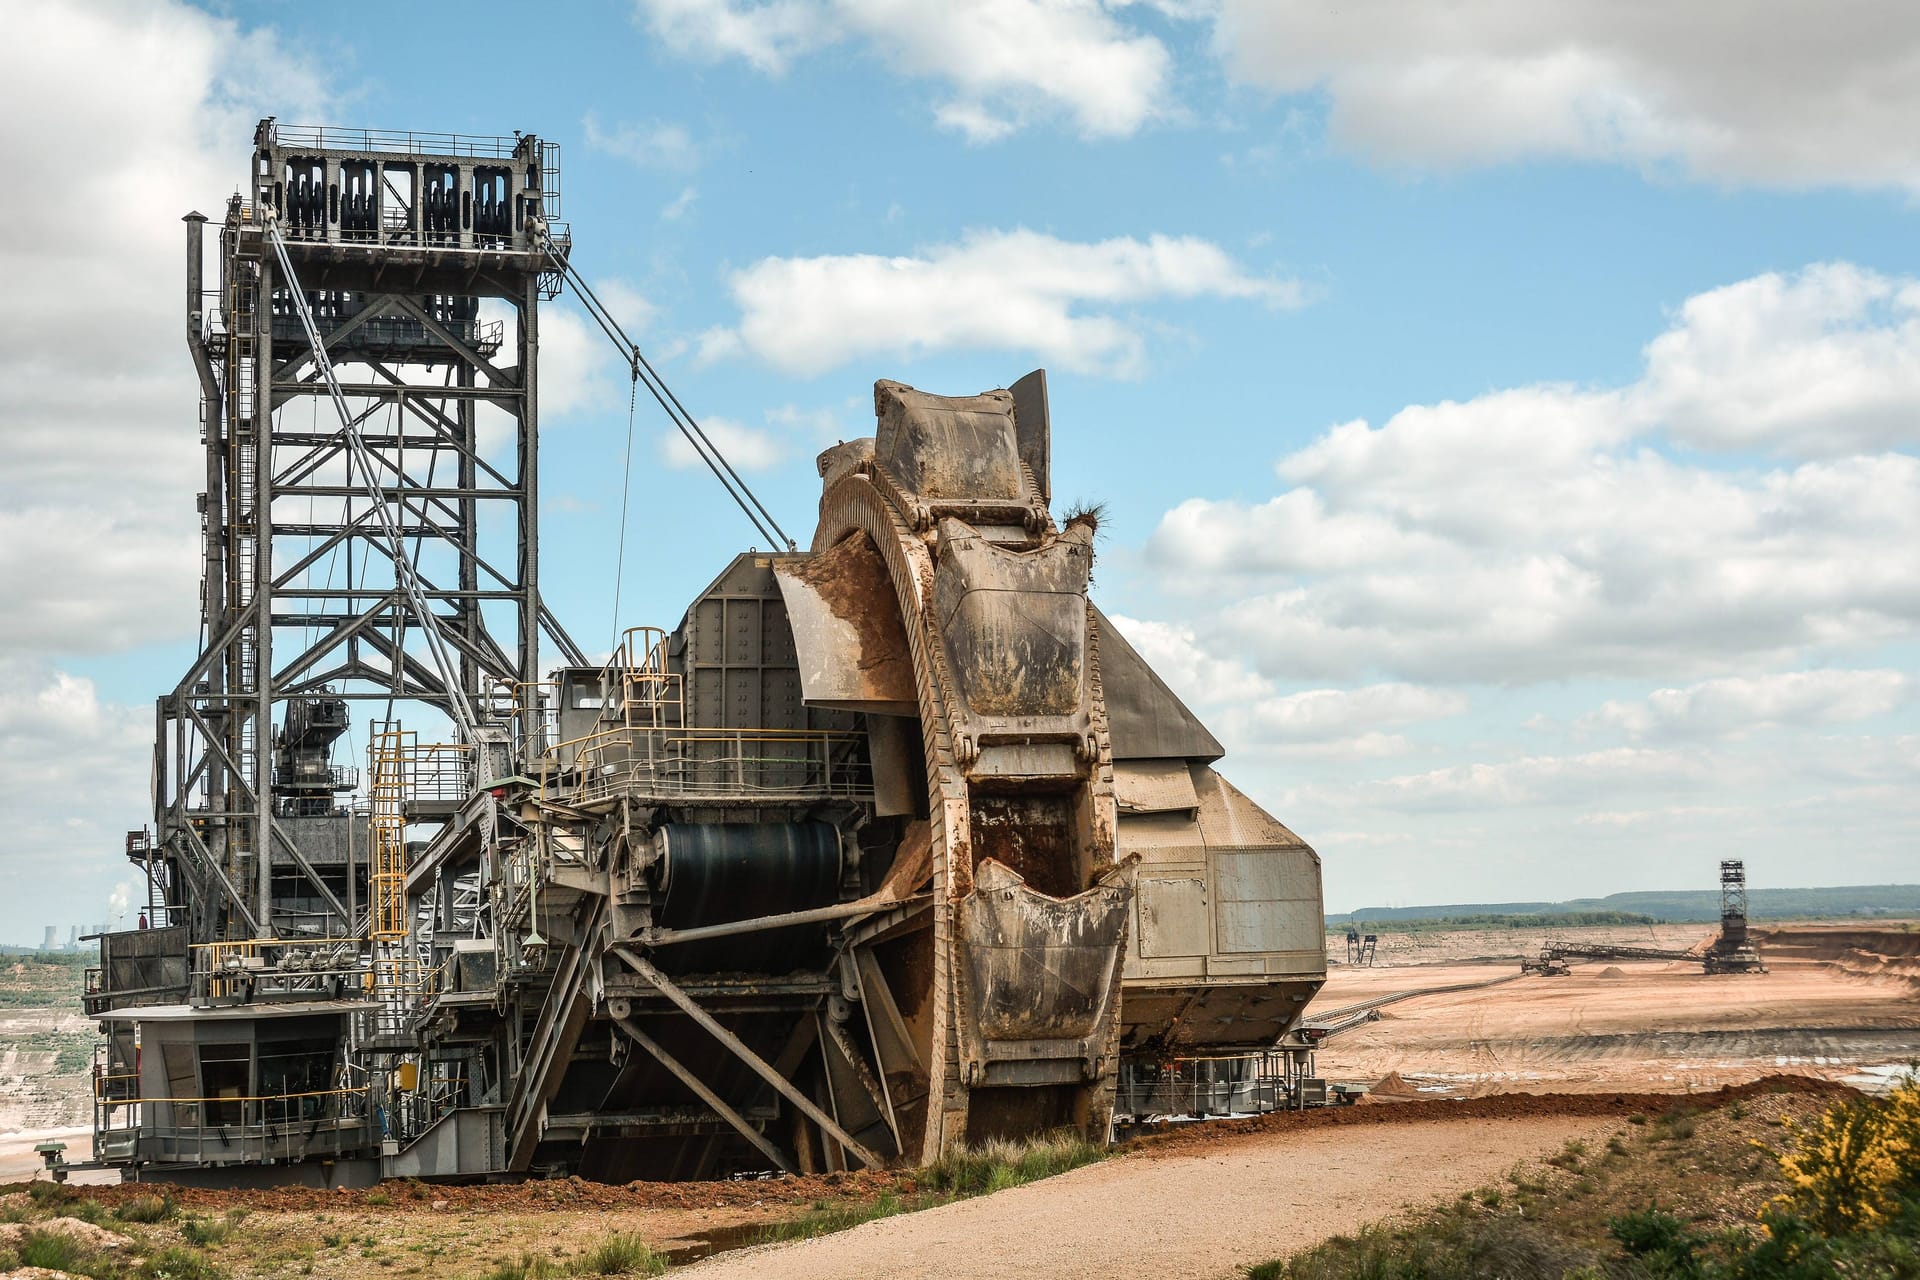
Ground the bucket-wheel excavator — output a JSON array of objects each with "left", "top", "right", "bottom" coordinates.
[{"left": 81, "top": 120, "right": 1326, "bottom": 1185}]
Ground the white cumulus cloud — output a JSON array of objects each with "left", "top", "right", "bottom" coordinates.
[
  {"left": 707, "top": 228, "right": 1300, "bottom": 376},
  {"left": 582, "top": 113, "right": 703, "bottom": 171},
  {"left": 1577, "top": 670, "right": 1913, "bottom": 741},
  {"left": 659, "top": 416, "right": 787, "bottom": 471},
  {"left": 1637, "top": 265, "right": 1920, "bottom": 455},
  {"left": 0, "top": 1, "right": 326, "bottom": 655},
  {"left": 633, "top": 0, "right": 1177, "bottom": 139},
  {"left": 0, "top": 660, "right": 152, "bottom": 944},
  {"left": 1107, "top": 614, "right": 1463, "bottom": 757},
  {"left": 1144, "top": 265, "right": 1920, "bottom": 684},
  {"left": 1213, "top": 0, "right": 1920, "bottom": 190}
]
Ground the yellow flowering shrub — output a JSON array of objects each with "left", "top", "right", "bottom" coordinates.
[
  {"left": 1770, "top": 1077, "right": 1920, "bottom": 1236},
  {"left": 1884, "top": 1077, "right": 1920, "bottom": 1191}
]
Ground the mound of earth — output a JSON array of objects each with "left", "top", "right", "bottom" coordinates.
[
  {"left": 1597, "top": 966, "right": 1628, "bottom": 979},
  {"left": 0, "top": 1217, "right": 127, "bottom": 1250},
  {"left": 1370, "top": 1071, "right": 1420, "bottom": 1098}
]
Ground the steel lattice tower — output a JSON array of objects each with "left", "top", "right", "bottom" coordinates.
[
  {"left": 153, "top": 120, "right": 583, "bottom": 944},
  {"left": 1719, "top": 859, "right": 1749, "bottom": 943}
]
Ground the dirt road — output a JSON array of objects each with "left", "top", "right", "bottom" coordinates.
[{"left": 680, "top": 1114, "right": 1612, "bottom": 1280}]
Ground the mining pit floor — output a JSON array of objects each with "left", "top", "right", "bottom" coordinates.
[{"left": 1314, "top": 924, "right": 1920, "bottom": 1098}]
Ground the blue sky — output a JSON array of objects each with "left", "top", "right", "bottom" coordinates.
[{"left": 2, "top": 1, "right": 1917, "bottom": 943}]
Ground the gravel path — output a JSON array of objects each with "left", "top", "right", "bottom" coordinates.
[{"left": 680, "top": 1114, "right": 1613, "bottom": 1280}]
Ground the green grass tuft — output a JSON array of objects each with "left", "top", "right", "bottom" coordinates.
[
  {"left": 116, "top": 1193, "right": 176, "bottom": 1223},
  {"left": 570, "top": 1231, "right": 667, "bottom": 1276},
  {"left": 1248, "top": 1213, "right": 1612, "bottom": 1279},
  {"left": 920, "top": 1130, "right": 1106, "bottom": 1197},
  {"left": 755, "top": 1130, "right": 1109, "bottom": 1249},
  {"left": 18, "top": 1229, "right": 90, "bottom": 1272}
]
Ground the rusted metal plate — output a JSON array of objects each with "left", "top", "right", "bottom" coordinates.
[
  {"left": 1213, "top": 847, "right": 1323, "bottom": 955},
  {"left": 1009, "top": 368, "right": 1050, "bottom": 504},
  {"left": 772, "top": 532, "right": 917, "bottom": 715},
  {"left": 1137, "top": 877, "right": 1209, "bottom": 959},
  {"left": 955, "top": 860, "right": 1132, "bottom": 1086},
  {"left": 932, "top": 518, "right": 1091, "bottom": 719},
  {"left": 875, "top": 379, "right": 1026, "bottom": 503},
  {"left": 1114, "top": 759, "right": 1198, "bottom": 815}
]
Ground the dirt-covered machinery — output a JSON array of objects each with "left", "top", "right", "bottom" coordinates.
[{"left": 82, "top": 121, "right": 1325, "bottom": 1186}]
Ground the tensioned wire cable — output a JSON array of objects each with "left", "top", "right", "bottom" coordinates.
[
  {"left": 610, "top": 371, "right": 638, "bottom": 658},
  {"left": 540, "top": 232, "right": 794, "bottom": 553}
]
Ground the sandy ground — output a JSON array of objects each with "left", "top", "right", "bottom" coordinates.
[
  {"left": 1313, "top": 925, "right": 1920, "bottom": 1097},
  {"left": 680, "top": 1114, "right": 1613, "bottom": 1280},
  {"left": 0, "top": 1128, "right": 88, "bottom": 1181},
  {"left": 1326, "top": 921, "right": 1723, "bottom": 968}
]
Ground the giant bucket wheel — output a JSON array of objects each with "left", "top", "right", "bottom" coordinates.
[{"left": 778, "top": 375, "right": 1134, "bottom": 1161}]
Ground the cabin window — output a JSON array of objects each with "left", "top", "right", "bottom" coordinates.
[
  {"left": 259, "top": 1036, "right": 336, "bottom": 1123},
  {"left": 199, "top": 1042, "right": 250, "bottom": 1126}
]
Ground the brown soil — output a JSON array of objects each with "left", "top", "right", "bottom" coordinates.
[
  {"left": 24, "top": 1078, "right": 1842, "bottom": 1218},
  {"left": 25, "top": 1167, "right": 919, "bottom": 1217},
  {"left": 1753, "top": 924, "right": 1920, "bottom": 990},
  {"left": 786, "top": 531, "right": 912, "bottom": 677},
  {"left": 5, "top": 1080, "right": 1856, "bottom": 1279},
  {"left": 1370, "top": 1071, "right": 1419, "bottom": 1097},
  {"left": 1129, "top": 1074, "right": 1851, "bottom": 1157},
  {"left": 1312, "top": 927, "right": 1920, "bottom": 1097}
]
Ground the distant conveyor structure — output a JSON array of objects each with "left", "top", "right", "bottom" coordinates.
[{"left": 81, "top": 120, "right": 1328, "bottom": 1186}]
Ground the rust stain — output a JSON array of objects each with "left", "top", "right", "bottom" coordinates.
[
  {"left": 877, "top": 819, "right": 933, "bottom": 901},
  {"left": 968, "top": 794, "right": 1078, "bottom": 898},
  {"left": 789, "top": 531, "right": 913, "bottom": 676}
]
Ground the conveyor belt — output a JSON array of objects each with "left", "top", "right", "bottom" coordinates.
[{"left": 1303, "top": 971, "right": 1527, "bottom": 1040}]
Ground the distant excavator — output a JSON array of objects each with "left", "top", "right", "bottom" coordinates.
[{"left": 1523, "top": 861, "right": 1766, "bottom": 977}]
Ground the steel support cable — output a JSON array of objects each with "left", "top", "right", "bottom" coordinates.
[
  {"left": 635, "top": 340, "right": 793, "bottom": 549},
  {"left": 610, "top": 373, "right": 637, "bottom": 656},
  {"left": 574, "top": 273, "right": 781, "bottom": 549},
  {"left": 547, "top": 258, "right": 781, "bottom": 558},
  {"left": 264, "top": 217, "right": 478, "bottom": 741},
  {"left": 540, "top": 235, "right": 795, "bottom": 550}
]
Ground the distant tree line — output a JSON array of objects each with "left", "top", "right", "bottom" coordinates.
[
  {"left": 1329, "top": 911, "right": 1663, "bottom": 935},
  {"left": 1329, "top": 884, "right": 1920, "bottom": 926}
]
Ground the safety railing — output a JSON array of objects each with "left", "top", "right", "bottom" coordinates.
[
  {"left": 1114, "top": 1051, "right": 1305, "bottom": 1120},
  {"left": 93, "top": 1083, "right": 375, "bottom": 1167},
  {"left": 385, "top": 740, "right": 474, "bottom": 810},
  {"left": 392, "top": 1067, "right": 471, "bottom": 1142},
  {"left": 487, "top": 677, "right": 559, "bottom": 761},
  {"left": 360, "top": 955, "right": 439, "bottom": 1044},
  {"left": 554, "top": 724, "right": 872, "bottom": 805},
  {"left": 192, "top": 936, "right": 365, "bottom": 1003},
  {"left": 269, "top": 311, "right": 504, "bottom": 358},
  {"left": 270, "top": 124, "right": 526, "bottom": 159},
  {"left": 92, "top": 1067, "right": 140, "bottom": 1103},
  {"left": 521, "top": 625, "right": 871, "bottom": 805},
  {"left": 368, "top": 726, "right": 413, "bottom": 943}
]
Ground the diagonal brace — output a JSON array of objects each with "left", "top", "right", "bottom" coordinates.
[
  {"left": 612, "top": 1016, "right": 792, "bottom": 1173},
  {"left": 611, "top": 947, "right": 883, "bottom": 1169}
]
